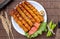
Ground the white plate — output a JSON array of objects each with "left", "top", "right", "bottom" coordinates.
[{"left": 11, "top": 1, "right": 47, "bottom": 35}]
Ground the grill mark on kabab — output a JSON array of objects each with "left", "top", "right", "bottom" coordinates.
[
  {"left": 21, "top": 2, "right": 40, "bottom": 23},
  {"left": 18, "top": 4, "right": 36, "bottom": 23},
  {"left": 14, "top": 9, "right": 31, "bottom": 30},
  {"left": 11, "top": 9, "right": 28, "bottom": 32},
  {"left": 15, "top": 5, "right": 33, "bottom": 27},
  {"left": 24, "top": 1, "right": 44, "bottom": 22}
]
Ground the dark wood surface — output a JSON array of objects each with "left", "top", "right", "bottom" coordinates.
[{"left": 0, "top": 0, "right": 60, "bottom": 39}]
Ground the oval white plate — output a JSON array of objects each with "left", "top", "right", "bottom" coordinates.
[{"left": 11, "top": 1, "right": 47, "bottom": 35}]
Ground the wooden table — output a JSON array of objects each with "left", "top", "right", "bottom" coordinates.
[{"left": 0, "top": 0, "right": 60, "bottom": 39}]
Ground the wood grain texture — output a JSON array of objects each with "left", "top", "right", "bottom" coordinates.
[{"left": 0, "top": 0, "right": 60, "bottom": 39}]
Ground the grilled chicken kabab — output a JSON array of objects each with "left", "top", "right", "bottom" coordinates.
[
  {"left": 21, "top": 2, "right": 40, "bottom": 23},
  {"left": 18, "top": 4, "right": 35, "bottom": 23},
  {"left": 24, "top": 1, "right": 44, "bottom": 22},
  {"left": 16, "top": 5, "right": 33, "bottom": 27},
  {"left": 10, "top": 1, "right": 44, "bottom": 35},
  {"left": 14, "top": 9, "right": 31, "bottom": 30},
  {"left": 11, "top": 10, "right": 28, "bottom": 32}
]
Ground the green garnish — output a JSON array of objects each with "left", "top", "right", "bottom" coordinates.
[
  {"left": 25, "top": 21, "right": 57, "bottom": 38},
  {"left": 46, "top": 21, "right": 56, "bottom": 37}
]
